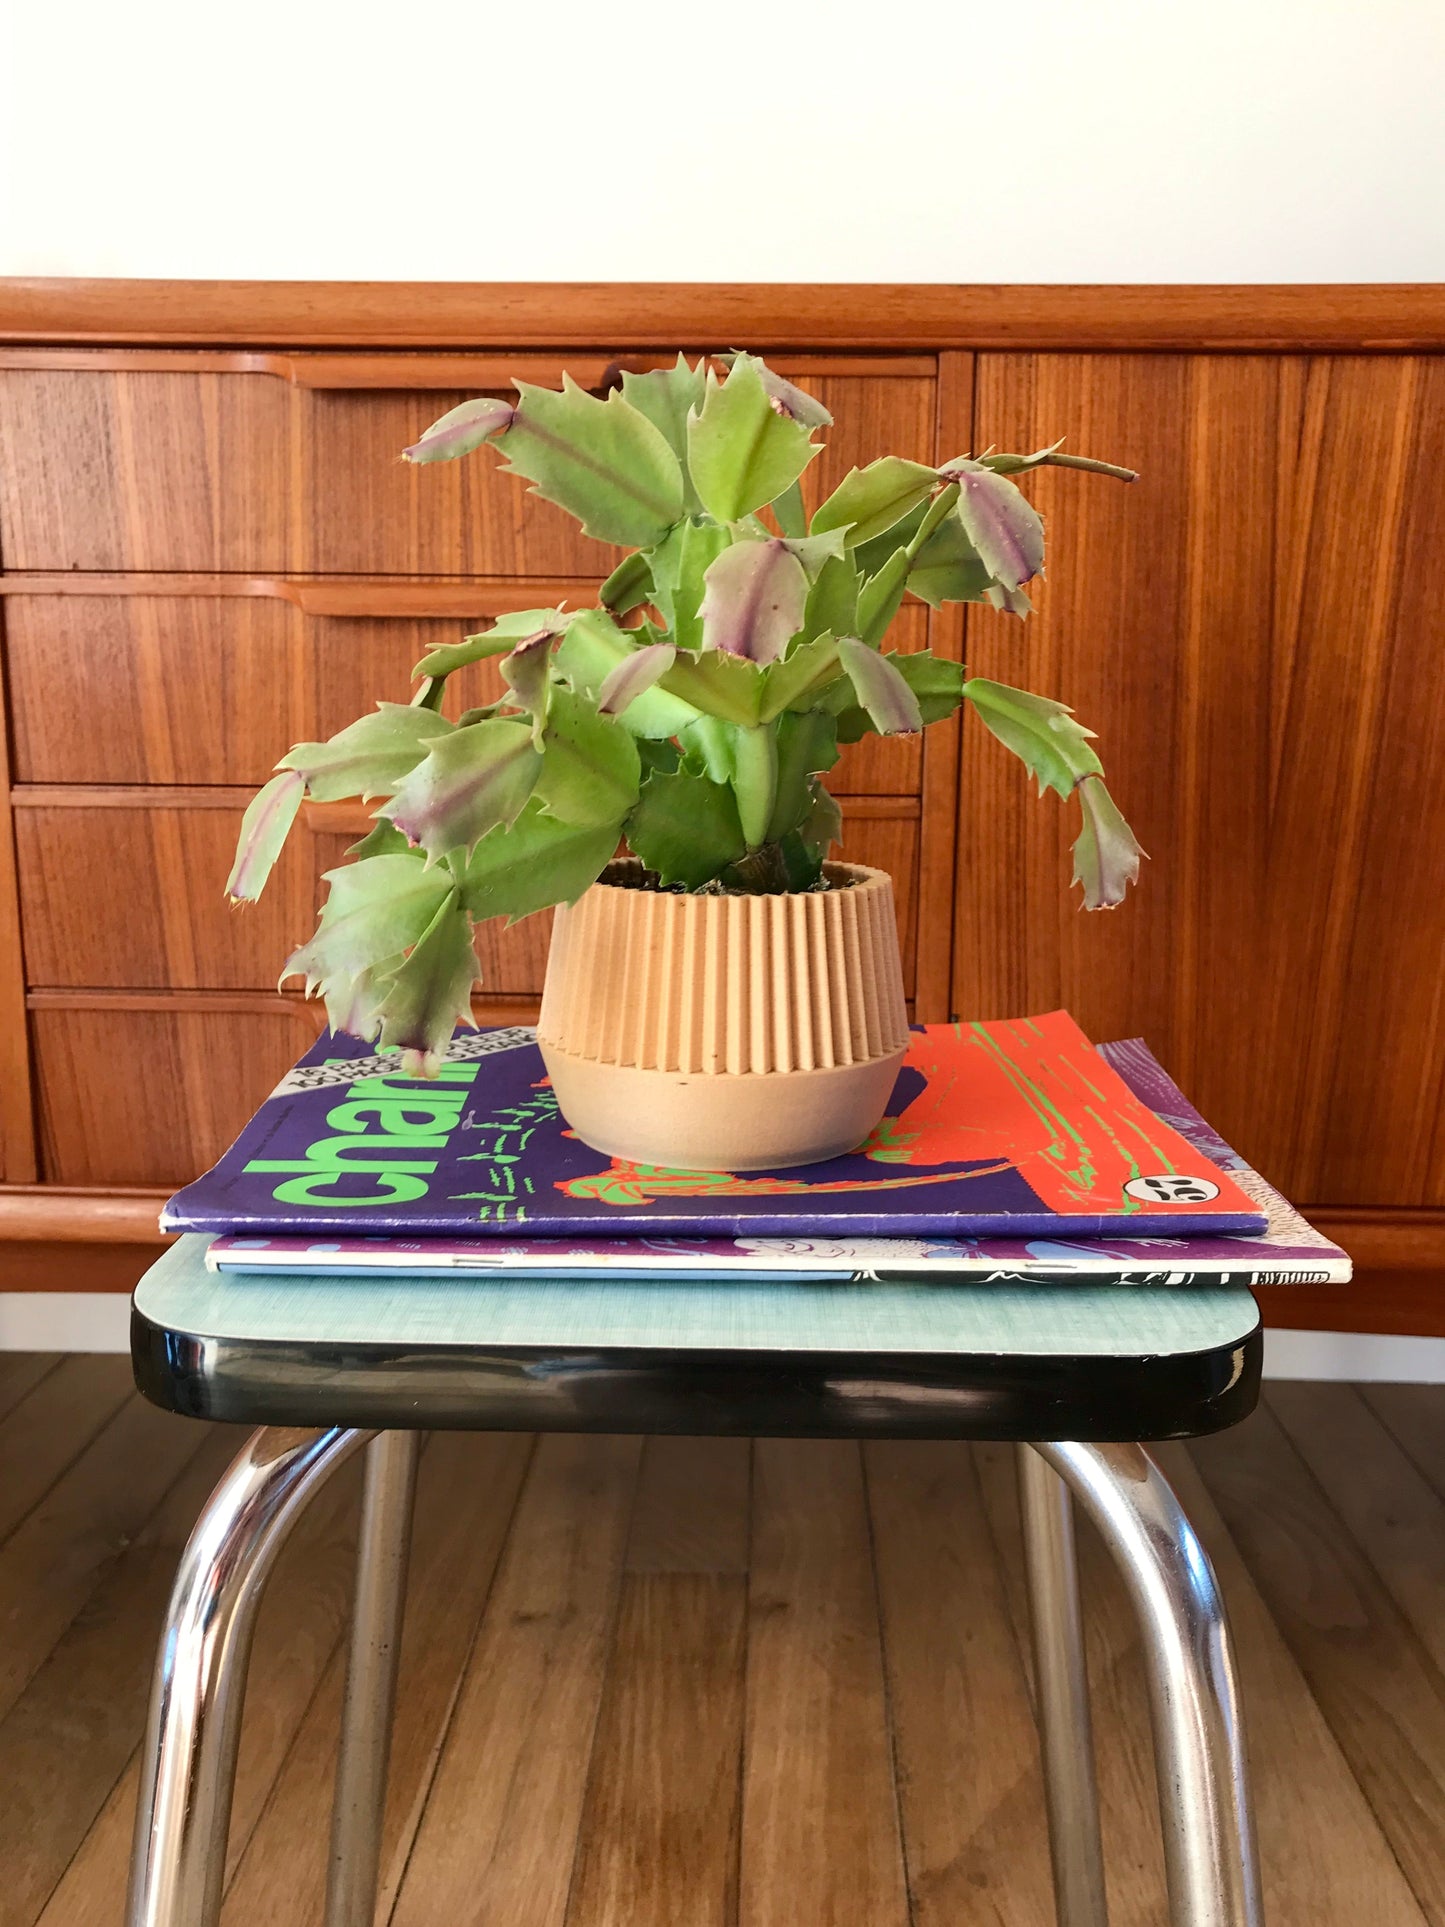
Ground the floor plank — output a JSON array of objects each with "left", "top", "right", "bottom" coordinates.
[
  {"left": 0, "top": 1425, "right": 232, "bottom": 1927},
  {"left": 389, "top": 1434, "right": 643, "bottom": 1927},
  {"left": 567, "top": 1440, "right": 752, "bottom": 1927},
  {"left": 1268, "top": 1383, "right": 1445, "bottom": 1679},
  {"left": 0, "top": 1354, "right": 60, "bottom": 1429},
  {"left": 2, "top": 1373, "right": 1443, "bottom": 1927},
  {"left": 1191, "top": 1403, "right": 1445, "bottom": 1920},
  {"left": 866, "top": 1439, "right": 1055, "bottom": 1926},
  {"left": 1160, "top": 1443, "right": 1431, "bottom": 1927},
  {"left": 740, "top": 1440, "right": 910, "bottom": 1927},
  {"left": 1362, "top": 1383, "right": 1445, "bottom": 1502},
  {"left": 0, "top": 1354, "right": 134, "bottom": 1548},
  {"left": 0, "top": 1391, "right": 206, "bottom": 1728},
  {"left": 222, "top": 1431, "right": 534, "bottom": 1927},
  {"left": 973, "top": 1441, "right": 1170, "bottom": 1927},
  {"left": 37, "top": 1424, "right": 368, "bottom": 1927}
]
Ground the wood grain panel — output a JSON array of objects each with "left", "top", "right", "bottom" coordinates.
[
  {"left": 3, "top": 582, "right": 590, "bottom": 784},
  {"left": 833, "top": 803, "right": 919, "bottom": 991},
  {"left": 31, "top": 999, "right": 320, "bottom": 1185},
  {"left": 914, "top": 351, "right": 970, "bottom": 1021},
  {"left": 741, "top": 1440, "right": 910, "bottom": 1927},
  {"left": 0, "top": 369, "right": 297, "bottom": 571},
  {"left": 14, "top": 796, "right": 551, "bottom": 993},
  {"left": 0, "top": 598, "right": 36, "bottom": 1180},
  {"left": 955, "top": 352, "right": 1445, "bottom": 1207},
  {"left": 1192, "top": 1401, "right": 1445, "bottom": 1909},
  {"left": 5, "top": 278, "right": 1443, "bottom": 351},
  {"left": 0, "top": 354, "right": 931, "bottom": 581}
]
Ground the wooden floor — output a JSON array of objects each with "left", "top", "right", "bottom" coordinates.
[{"left": 1, "top": 1358, "right": 1443, "bottom": 1924}]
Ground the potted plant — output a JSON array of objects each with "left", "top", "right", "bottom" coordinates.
[{"left": 228, "top": 353, "right": 1140, "bottom": 1170}]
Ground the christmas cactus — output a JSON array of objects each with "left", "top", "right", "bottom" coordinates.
[{"left": 228, "top": 353, "right": 1142, "bottom": 1063}]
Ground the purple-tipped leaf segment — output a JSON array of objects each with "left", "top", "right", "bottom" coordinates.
[
  {"left": 402, "top": 395, "right": 515, "bottom": 464},
  {"left": 1073, "top": 775, "right": 1145, "bottom": 908},
  {"left": 941, "top": 461, "right": 1045, "bottom": 591},
  {"left": 836, "top": 636, "right": 923, "bottom": 735},
  {"left": 226, "top": 768, "right": 305, "bottom": 903},
  {"left": 381, "top": 719, "right": 543, "bottom": 863},
  {"left": 699, "top": 538, "right": 809, "bottom": 664},
  {"left": 597, "top": 642, "right": 678, "bottom": 717}
]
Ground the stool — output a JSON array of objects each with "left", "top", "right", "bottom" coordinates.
[{"left": 125, "top": 1236, "right": 1266, "bottom": 1927}]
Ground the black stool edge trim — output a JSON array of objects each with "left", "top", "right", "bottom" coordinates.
[{"left": 129, "top": 1305, "right": 1262, "bottom": 1443}]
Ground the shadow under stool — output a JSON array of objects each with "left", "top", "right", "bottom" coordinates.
[{"left": 124, "top": 1235, "right": 1266, "bottom": 1927}]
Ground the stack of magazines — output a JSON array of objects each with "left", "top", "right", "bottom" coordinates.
[{"left": 162, "top": 1011, "right": 1349, "bottom": 1291}]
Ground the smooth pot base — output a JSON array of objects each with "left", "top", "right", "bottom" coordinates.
[{"left": 539, "top": 1040, "right": 909, "bottom": 1172}]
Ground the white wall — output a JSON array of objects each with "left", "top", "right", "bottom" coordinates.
[{"left": 2, "top": 0, "right": 1442, "bottom": 283}]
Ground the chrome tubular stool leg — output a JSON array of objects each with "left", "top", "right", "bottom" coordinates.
[
  {"left": 325, "top": 1431, "right": 420, "bottom": 1927},
  {"left": 1018, "top": 1445, "right": 1109, "bottom": 1927},
  {"left": 1037, "top": 1442, "right": 1263, "bottom": 1927},
  {"left": 127, "top": 1425, "right": 374, "bottom": 1927}
]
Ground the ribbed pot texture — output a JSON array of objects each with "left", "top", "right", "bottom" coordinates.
[{"left": 537, "top": 859, "right": 910, "bottom": 1171}]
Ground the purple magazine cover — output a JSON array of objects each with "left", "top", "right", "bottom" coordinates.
[{"left": 163, "top": 1013, "right": 1269, "bottom": 1240}]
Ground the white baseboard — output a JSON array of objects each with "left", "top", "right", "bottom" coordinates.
[
  {"left": 1261, "top": 1327, "right": 1445, "bottom": 1383},
  {"left": 0, "top": 1293, "right": 131, "bottom": 1352},
  {"left": 1, "top": 1293, "right": 1444, "bottom": 1384}
]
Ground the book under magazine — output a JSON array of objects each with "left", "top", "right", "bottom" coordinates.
[{"left": 166, "top": 1012, "right": 1291, "bottom": 1248}]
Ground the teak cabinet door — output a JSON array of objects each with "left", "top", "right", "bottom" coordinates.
[
  {"left": 31, "top": 999, "right": 325, "bottom": 1186},
  {"left": 3, "top": 579, "right": 927, "bottom": 795},
  {"left": 956, "top": 351, "right": 1445, "bottom": 1208},
  {"left": 13, "top": 798, "right": 555, "bottom": 995},
  {"left": 0, "top": 353, "right": 937, "bottom": 575}
]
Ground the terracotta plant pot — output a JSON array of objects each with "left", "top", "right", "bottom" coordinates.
[{"left": 536, "top": 859, "right": 910, "bottom": 1171}]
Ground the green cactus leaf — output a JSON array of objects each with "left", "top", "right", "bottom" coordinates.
[
  {"left": 856, "top": 547, "right": 911, "bottom": 647},
  {"left": 226, "top": 768, "right": 306, "bottom": 903},
  {"left": 963, "top": 678, "right": 1141, "bottom": 908},
  {"left": 533, "top": 687, "right": 643, "bottom": 829},
  {"left": 687, "top": 359, "right": 822, "bottom": 523},
  {"left": 346, "top": 819, "right": 411, "bottom": 860},
  {"left": 765, "top": 711, "right": 839, "bottom": 844},
  {"left": 837, "top": 637, "right": 923, "bottom": 735},
  {"left": 772, "top": 478, "right": 807, "bottom": 538},
  {"left": 962, "top": 678, "right": 1102, "bottom": 798},
  {"left": 371, "top": 890, "right": 481, "bottom": 1062},
  {"left": 729, "top": 725, "right": 779, "bottom": 848},
  {"left": 658, "top": 648, "right": 765, "bottom": 727},
  {"left": 622, "top": 355, "right": 706, "bottom": 507},
  {"left": 459, "top": 799, "right": 621, "bottom": 924},
  {"left": 380, "top": 719, "right": 543, "bottom": 862},
  {"left": 598, "top": 550, "right": 653, "bottom": 616},
  {"left": 498, "top": 377, "right": 685, "bottom": 547},
  {"left": 554, "top": 608, "right": 701, "bottom": 739},
  {"left": 282, "top": 854, "right": 455, "bottom": 1009},
  {"left": 414, "top": 609, "right": 568, "bottom": 680},
  {"left": 906, "top": 512, "right": 994, "bottom": 608},
  {"left": 758, "top": 632, "right": 842, "bottom": 721},
  {"left": 811, "top": 457, "right": 939, "bottom": 545},
  {"left": 277, "top": 704, "right": 453, "bottom": 804},
  {"left": 625, "top": 767, "right": 747, "bottom": 889},
  {"left": 800, "top": 552, "right": 860, "bottom": 645},
  {"left": 648, "top": 517, "right": 732, "bottom": 651}
]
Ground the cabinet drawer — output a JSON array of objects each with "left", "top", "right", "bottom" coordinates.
[
  {"left": 4, "top": 577, "right": 926, "bottom": 793},
  {"left": 0, "top": 352, "right": 936, "bottom": 575},
  {"left": 13, "top": 795, "right": 553, "bottom": 994},
  {"left": 2, "top": 579, "right": 568, "bottom": 785},
  {"left": 32, "top": 998, "right": 323, "bottom": 1186}
]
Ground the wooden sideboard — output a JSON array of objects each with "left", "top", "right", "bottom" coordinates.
[{"left": 0, "top": 281, "right": 1442, "bottom": 1331}]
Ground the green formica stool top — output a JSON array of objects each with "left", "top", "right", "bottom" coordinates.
[{"left": 131, "top": 1234, "right": 1262, "bottom": 1442}]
